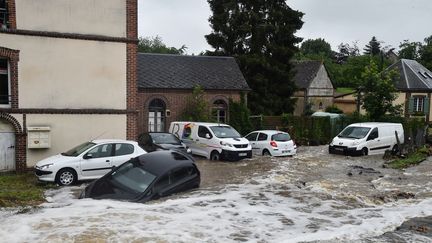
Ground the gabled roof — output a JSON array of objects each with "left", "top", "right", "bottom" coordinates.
[
  {"left": 386, "top": 59, "right": 432, "bottom": 91},
  {"left": 292, "top": 60, "right": 323, "bottom": 89},
  {"left": 137, "top": 53, "right": 250, "bottom": 91}
]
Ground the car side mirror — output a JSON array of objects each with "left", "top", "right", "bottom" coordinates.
[
  {"left": 205, "top": 133, "right": 211, "bottom": 139},
  {"left": 111, "top": 165, "right": 117, "bottom": 171},
  {"left": 83, "top": 154, "right": 93, "bottom": 159}
]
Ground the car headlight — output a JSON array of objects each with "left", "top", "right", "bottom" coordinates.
[
  {"left": 186, "top": 148, "right": 192, "bottom": 154},
  {"left": 351, "top": 141, "right": 360, "bottom": 146},
  {"left": 220, "top": 141, "right": 233, "bottom": 147},
  {"left": 39, "top": 163, "right": 54, "bottom": 170}
]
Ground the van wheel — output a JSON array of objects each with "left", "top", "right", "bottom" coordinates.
[
  {"left": 55, "top": 168, "right": 77, "bottom": 186},
  {"left": 210, "top": 151, "right": 220, "bottom": 161},
  {"left": 262, "top": 150, "right": 271, "bottom": 156},
  {"left": 361, "top": 148, "right": 368, "bottom": 156}
]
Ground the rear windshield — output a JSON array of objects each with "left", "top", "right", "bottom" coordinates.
[
  {"left": 271, "top": 133, "right": 291, "bottom": 142},
  {"left": 338, "top": 126, "right": 371, "bottom": 139},
  {"left": 210, "top": 126, "right": 241, "bottom": 138},
  {"left": 150, "top": 133, "right": 181, "bottom": 145},
  {"left": 110, "top": 161, "right": 157, "bottom": 197},
  {"left": 62, "top": 142, "right": 96, "bottom": 157}
]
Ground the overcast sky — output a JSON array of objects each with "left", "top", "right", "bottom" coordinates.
[{"left": 138, "top": 0, "right": 432, "bottom": 55}]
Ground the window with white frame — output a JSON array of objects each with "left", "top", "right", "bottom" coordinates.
[
  {"left": 0, "top": 58, "right": 9, "bottom": 105},
  {"left": 0, "top": 0, "right": 9, "bottom": 29},
  {"left": 413, "top": 96, "right": 425, "bottom": 112},
  {"left": 212, "top": 99, "right": 227, "bottom": 123}
]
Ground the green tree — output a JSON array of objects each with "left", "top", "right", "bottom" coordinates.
[
  {"left": 419, "top": 35, "right": 432, "bottom": 70},
  {"left": 180, "top": 85, "right": 210, "bottom": 121},
  {"left": 300, "top": 38, "right": 333, "bottom": 59},
  {"left": 138, "top": 36, "right": 187, "bottom": 54},
  {"left": 228, "top": 94, "right": 252, "bottom": 135},
  {"left": 360, "top": 60, "right": 399, "bottom": 120},
  {"left": 364, "top": 36, "right": 382, "bottom": 56},
  {"left": 398, "top": 40, "right": 421, "bottom": 60},
  {"left": 205, "top": 0, "right": 304, "bottom": 115}
]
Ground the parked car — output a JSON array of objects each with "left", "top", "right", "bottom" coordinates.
[
  {"left": 34, "top": 139, "right": 147, "bottom": 186},
  {"left": 245, "top": 130, "right": 297, "bottom": 156},
  {"left": 169, "top": 122, "right": 252, "bottom": 161},
  {"left": 80, "top": 150, "right": 200, "bottom": 203},
  {"left": 138, "top": 132, "right": 191, "bottom": 155},
  {"left": 329, "top": 122, "right": 404, "bottom": 156}
]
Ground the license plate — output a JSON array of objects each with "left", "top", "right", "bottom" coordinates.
[
  {"left": 239, "top": 153, "right": 247, "bottom": 156},
  {"left": 282, "top": 150, "right": 290, "bottom": 153},
  {"left": 335, "top": 148, "right": 343, "bottom": 151}
]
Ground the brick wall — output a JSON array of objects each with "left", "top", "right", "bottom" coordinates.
[
  {"left": 138, "top": 89, "right": 241, "bottom": 134},
  {"left": 126, "top": 0, "right": 138, "bottom": 140}
]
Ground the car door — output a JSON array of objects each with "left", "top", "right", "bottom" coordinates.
[
  {"left": 245, "top": 132, "right": 259, "bottom": 155},
  {"left": 256, "top": 133, "right": 269, "bottom": 155},
  {"left": 80, "top": 143, "right": 114, "bottom": 179},
  {"left": 366, "top": 128, "right": 381, "bottom": 154},
  {"left": 111, "top": 143, "right": 136, "bottom": 167},
  {"left": 195, "top": 125, "right": 213, "bottom": 157}
]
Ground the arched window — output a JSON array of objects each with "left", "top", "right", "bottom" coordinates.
[
  {"left": 319, "top": 102, "right": 323, "bottom": 110},
  {"left": 212, "top": 99, "right": 227, "bottom": 123},
  {"left": 148, "top": 98, "right": 166, "bottom": 132}
]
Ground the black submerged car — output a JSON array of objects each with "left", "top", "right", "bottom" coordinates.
[
  {"left": 80, "top": 150, "right": 200, "bottom": 202},
  {"left": 138, "top": 132, "right": 192, "bottom": 155}
]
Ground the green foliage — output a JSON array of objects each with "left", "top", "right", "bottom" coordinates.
[
  {"left": 359, "top": 60, "right": 400, "bottom": 120},
  {"left": 325, "top": 105, "right": 343, "bottom": 114},
  {"left": 281, "top": 114, "right": 332, "bottom": 145},
  {"left": 363, "top": 36, "right": 382, "bottom": 56},
  {"left": 398, "top": 35, "right": 432, "bottom": 71},
  {"left": 419, "top": 35, "right": 432, "bottom": 71},
  {"left": 300, "top": 38, "right": 333, "bottom": 59},
  {"left": 228, "top": 95, "right": 253, "bottom": 135},
  {"left": 205, "top": 0, "right": 304, "bottom": 115},
  {"left": 398, "top": 40, "right": 421, "bottom": 60},
  {"left": 179, "top": 85, "right": 210, "bottom": 121},
  {"left": 387, "top": 147, "right": 428, "bottom": 169},
  {"left": 138, "top": 36, "right": 187, "bottom": 54},
  {"left": 0, "top": 172, "right": 55, "bottom": 207}
]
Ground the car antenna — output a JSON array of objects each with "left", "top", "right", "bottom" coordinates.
[{"left": 90, "top": 131, "right": 107, "bottom": 141}]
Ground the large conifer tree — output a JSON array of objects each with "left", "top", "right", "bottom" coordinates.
[{"left": 205, "top": 0, "right": 303, "bottom": 115}]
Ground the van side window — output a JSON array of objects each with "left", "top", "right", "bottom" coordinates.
[
  {"left": 368, "top": 128, "right": 379, "bottom": 140},
  {"left": 258, "top": 133, "right": 268, "bottom": 141},
  {"left": 198, "top": 126, "right": 212, "bottom": 139}
]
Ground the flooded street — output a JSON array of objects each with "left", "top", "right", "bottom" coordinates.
[{"left": 1, "top": 146, "right": 432, "bottom": 242}]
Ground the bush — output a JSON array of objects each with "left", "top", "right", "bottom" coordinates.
[
  {"left": 325, "top": 105, "right": 343, "bottom": 114},
  {"left": 228, "top": 94, "right": 252, "bottom": 136}
]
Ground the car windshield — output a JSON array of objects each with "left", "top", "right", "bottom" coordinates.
[
  {"left": 61, "top": 142, "right": 96, "bottom": 157},
  {"left": 109, "top": 160, "right": 157, "bottom": 197},
  {"left": 272, "top": 133, "right": 291, "bottom": 142},
  {"left": 210, "top": 126, "right": 241, "bottom": 138},
  {"left": 150, "top": 133, "right": 181, "bottom": 145},
  {"left": 338, "top": 126, "right": 371, "bottom": 139}
]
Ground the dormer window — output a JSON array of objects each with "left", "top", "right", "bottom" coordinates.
[
  {"left": 0, "top": 0, "right": 8, "bottom": 29},
  {"left": 426, "top": 72, "right": 432, "bottom": 79},
  {"left": 0, "top": 58, "right": 10, "bottom": 106}
]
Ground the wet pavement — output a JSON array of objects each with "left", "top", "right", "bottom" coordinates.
[{"left": 1, "top": 146, "right": 432, "bottom": 242}]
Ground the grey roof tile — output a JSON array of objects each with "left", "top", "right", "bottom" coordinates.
[
  {"left": 292, "top": 61, "right": 322, "bottom": 89},
  {"left": 137, "top": 53, "right": 250, "bottom": 91},
  {"left": 386, "top": 59, "right": 432, "bottom": 91}
]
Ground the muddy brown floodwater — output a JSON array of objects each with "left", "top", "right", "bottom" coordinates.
[{"left": 1, "top": 146, "right": 432, "bottom": 242}]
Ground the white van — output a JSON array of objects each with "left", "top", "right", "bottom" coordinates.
[
  {"left": 169, "top": 122, "right": 252, "bottom": 161},
  {"left": 329, "top": 122, "right": 404, "bottom": 156}
]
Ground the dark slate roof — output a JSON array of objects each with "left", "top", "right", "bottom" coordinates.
[
  {"left": 292, "top": 60, "right": 322, "bottom": 89},
  {"left": 386, "top": 59, "right": 432, "bottom": 91},
  {"left": 137, "top": 53, "right": 250, "bottom": 91}
]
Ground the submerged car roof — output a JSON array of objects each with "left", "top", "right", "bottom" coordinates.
[{"left": 136, "top": 150, "right": 194, "bottom": 176}]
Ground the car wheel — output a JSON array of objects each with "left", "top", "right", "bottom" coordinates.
[
  {"left": 391, "top": 145, "right": 399, "bottom": 155},
  {"left": 262, "top": 149, "right": 271, "bottom": 156},
  {"left": 361, "top": 148, "right": 368, "bottom": 156},
  {"left": 56, "top": 168, "right": 77, "bottom": 186},
  {"left": 210, "top": 151, "right": 220, "bottom": 161}
]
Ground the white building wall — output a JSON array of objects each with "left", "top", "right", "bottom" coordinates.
[{"left": 15, "top": 0, "right": 126, "bottom": 37}]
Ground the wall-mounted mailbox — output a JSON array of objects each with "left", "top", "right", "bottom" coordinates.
[{"left": 28, "top": 126, "right": 51, "bottom": 149}]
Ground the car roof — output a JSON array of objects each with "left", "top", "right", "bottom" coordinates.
[
  {"left": 137, "top": 151, "right": 195, "bottom": 176},
  {"left": 348, "top": 122, "right": 402, "bottom": 128},
  {"left": 249, "top": 130, "right": 288, "bottom": 135},
  {"left": 92, "top": 139, "right": 137, "bottom": 144},
  {"left": 172, "top": 121, "right": 230, "bottom": 126}
]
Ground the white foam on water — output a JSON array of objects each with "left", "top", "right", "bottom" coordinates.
[{"left": 1, "top": 156, "right": 432, "bottom": 242}]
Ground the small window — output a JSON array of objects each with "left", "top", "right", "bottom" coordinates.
[
  {"left": 198, "top": 126, "right": 212, "bottom": 139},
  {"left": 368, "top": 128, "right": 379, "bottom": 140},
  {"left": 245, "top": 132, "right": 258, "bottom": 141},
  {"left": 257, "top": 133, "right": 268, "bottom": 141},
  {"left": 0, "top": 0, "right": 9, "bottom": 29},
  {"left": 413, "top": 96, "right": 425, "bottom": 112},
  {"left": 114, "top": 143, "right": 134, "bottom": 156},
  {"left": 154, "top": 174, "right": 170, "bottom": 192},
  {"left": 0, "top": 58, "right": 9, "bottom": 105},
  {"left": 86, "top": 144, "right": 113, "bottom": 158},
  {"left": 318, "top": 102, "right": 323, "bottom": 110},
  {"left": 212, "top": 99, "right": 227, "bottom": 123},
  {"left": 425, "top": 72, "right": 432, "bottom": 79},
  {"left": 171, "top": 166, "right": 195, "bottom": 184}
]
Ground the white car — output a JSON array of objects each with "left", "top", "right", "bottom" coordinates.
[
  {"left": 35, "top": 139, "right": 147, "bottom": 186},
  {"left": 245, "top": 130, "right": 297, "bottom": 157}
]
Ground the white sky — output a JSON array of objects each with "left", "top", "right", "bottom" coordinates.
[{"left": 138, "top": 0, "right": 432, "bottom": 55}]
